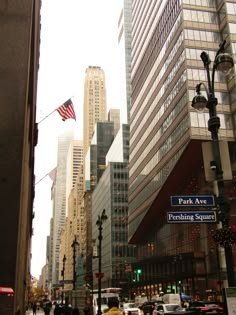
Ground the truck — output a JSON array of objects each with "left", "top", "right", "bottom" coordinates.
[{"left": 92, "top": 288, "right": 121, "bottom": 315}]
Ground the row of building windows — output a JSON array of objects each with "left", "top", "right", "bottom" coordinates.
[
  {"left": 182, "top": 0, "right": 216, "bottom": 7},
  {"left": 187, "top": 68, "right": 226, "bottom": 83},
  {"left": 229, "top": 23, "right": 236, "bottom": 34},
  {"left": 190, "top": 111, "right": 233, "bottom": 130},
  {"left": 184, "top": 29, "right": 221, "bottom": 42},
  {"left": 226, "top": 2, "right": 236, "bottom": 15},
  {"left": 188, "top": 89, "right": 230, "bottom": 106},
  {"left": 183, "top": 9, "right": 218, "bottom": 24}
]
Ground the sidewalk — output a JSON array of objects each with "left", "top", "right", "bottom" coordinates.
[{"left": 26, "top": 309, "right": 53, "bottom": 315}]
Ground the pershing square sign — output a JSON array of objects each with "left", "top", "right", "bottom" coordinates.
[{"left": 167, "top": 211, "right": 217, "bottom": 223}]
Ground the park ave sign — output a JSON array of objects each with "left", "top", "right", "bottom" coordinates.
[{"left": 170, "top": 195, "right": 215, "bottom": 206}]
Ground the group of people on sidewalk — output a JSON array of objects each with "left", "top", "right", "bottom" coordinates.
[
  {"left": 31, "top": 296, "right": 122, "bottom": 315},
  {"left": 53, "top": 300, "right": 91, "bottom": 315}
]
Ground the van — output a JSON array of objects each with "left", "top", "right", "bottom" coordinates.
[
  {"left": 92, "top": 291, "right": 120, "bottom": 315},
  {"left": 162, "top": 294, "right": 181, "bottom": 306}
]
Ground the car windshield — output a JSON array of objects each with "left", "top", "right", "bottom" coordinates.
[
  {"left": 97, "top": 298, "right": 108, "bottom": 305},
  {"left": 166, "top": 305, "right": 182, "bottom": 311}
]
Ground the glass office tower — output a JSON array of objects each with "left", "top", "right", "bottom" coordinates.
[{"left": 129, "top": 0, "right": 236, "bottom": 299}]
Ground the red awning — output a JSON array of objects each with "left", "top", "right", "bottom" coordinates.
[{"left": 0, "top": 287, "right": 14, "bottom": 295}]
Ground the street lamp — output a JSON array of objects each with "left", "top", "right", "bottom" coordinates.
[
  {"left": 61, "top": 254, "right": 66, "bottom": 304},
  {"left": 173, "top": 254, "right": 182, "bottom": 294},
  {"left": 71, "top": 235, "right": 79, "bottom": 290},
  {"left": 96, "top": 209, "right": 108, "bottom": 315},
  {"left": 191, "top": 40, "right": 235, "bottom": 286}
]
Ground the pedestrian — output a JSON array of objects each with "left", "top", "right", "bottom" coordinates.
[
  {"left": 103, "top": 298, "right": 123, "bottom": 315},
  {"left": 83, "top": 301, "right": 90, "bottom": 315},
  {"left": 72, "top": 306, "right": 80, "bottom": 315},
  {"left": 33, "top": 302, "right": 37, "bottom": 315},
  {"left": 44, "top": 302, "right": 51, "bottom": 315},
  {"left": 54, "top": 303, "right": 63, "bottom": 315},
  {"left": 64, "top": 303, "right": 73, "bottom": 315}
]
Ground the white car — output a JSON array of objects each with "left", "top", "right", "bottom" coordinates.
[
  {"left": 122, "top": 302, "right": 142, "bottom": 315},
  {"left": 153, "top": 304, "right": 187, "bottom": 314}
]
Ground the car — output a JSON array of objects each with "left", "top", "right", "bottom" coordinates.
[
  {"left": 187, "top": 301, "right": 224, "bottom": 315},
  {"left": 121, "top": 302, "right": 142, "bottom": 315},
  {"left": 153, "top": 303, "right": 195, "bottom": 315},
  {"left": 139, "top": 301, "right": 161, "bottom": 315}
]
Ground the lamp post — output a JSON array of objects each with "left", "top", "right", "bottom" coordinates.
[
  {"left": 61, "top": 254, "right": 66, "bottom": 304},
  {"left": 71, "top": 235, "right": 79, "bottom": 290},
  {"left": 96, "top": 209, "right": 108, "bottom": 315},
  {"left": 191, "top": 40, "right": 235, "bottom": 287}
]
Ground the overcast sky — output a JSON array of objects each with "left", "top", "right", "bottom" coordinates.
[{"left": 32, "top": 0, "right": 123, "bottom": 278}]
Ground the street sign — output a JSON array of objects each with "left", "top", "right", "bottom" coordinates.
[
  {"left": 170, "top": 195, "right": 215, "bottom": 207},
  {"left": 59, "top": 279, "right": 73, "bottom": 285},
  {"left": 167, "top": 211, "right": 217, "bottom": 223}
]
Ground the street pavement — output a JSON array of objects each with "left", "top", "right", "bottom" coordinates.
[{"left": 26, "top": 308, "right": 53, "bottom": 315}]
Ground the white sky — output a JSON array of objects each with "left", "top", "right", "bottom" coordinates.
[{"left": 32, "top": 0, "right": 123, "bottom": 279}]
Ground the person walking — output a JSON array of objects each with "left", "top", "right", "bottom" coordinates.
[
  {"left": 43, "top": 302, "right": 51, "bottom": 315},
  {"left": 63, "top": 302, "right": 73, "bottom": 315},
  {"left": 54, "top": 303, "right": 63, "bottom": 315},
  {"left": 103, "top": 299, "right": 123, "bottom": 315},
  {"left": 83, "top": 301, "right": 90, "bottom": 315},
  {"left": 32, "top": 302, "right": 37, "bottom": 315},
  {"left": 72, "top": 306, "right": 80, "bottom": 315}
]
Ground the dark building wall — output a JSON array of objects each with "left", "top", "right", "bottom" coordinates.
[{"left": 0, "top": 1, "right": 40, "bottom": 313}]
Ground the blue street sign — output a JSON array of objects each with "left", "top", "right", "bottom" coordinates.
[
  {"left": 167, "top": 211, "right": 217, "bottom": 223},
  {"left": 170, "top": 195, "right": 215, "bottom": 207}
]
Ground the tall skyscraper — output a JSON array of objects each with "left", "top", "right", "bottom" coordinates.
[
  {"left": 128, "top": 0, "right": 236, "bottom": 297},
  {"left": 65, "top": 140, "right": 83, "bottom": 208},
  {"left": 118, "top": 0, "right": 132, "bottom": 124},
  {"left": 51, "top": 130, "right": 74, "bottom": 285},
  {"left": 83, "top": 66, "right": 107, "bottom": 156}
]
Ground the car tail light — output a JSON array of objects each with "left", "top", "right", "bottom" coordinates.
[
  {"left": 201, "top": 306, "right": 223, "bottom": 312},
  {"left": 201, "top": 307, "right": 211, "bottom": 311}
]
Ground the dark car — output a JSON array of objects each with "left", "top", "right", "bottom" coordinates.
[
  {"left": 140, "top": 301, "right": 162, "bottom": 315},
  {"left": 187, "top": 301, "right": 224, "bottom": 315}
]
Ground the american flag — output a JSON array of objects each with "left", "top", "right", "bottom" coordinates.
[{"left": 57, "top": 99, "right": 76, "bottom": 121}]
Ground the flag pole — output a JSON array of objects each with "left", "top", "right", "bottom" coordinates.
[
  {"left": 37, "top": 108, "right": 57, "bottom": 124},
  {"left": 35, "top": 172, "right": 50, "bottom": 185},
  {"left": 37, "top": 97, "right": 75, "bottom": 124}
]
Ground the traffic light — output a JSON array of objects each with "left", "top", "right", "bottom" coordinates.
[{"left": 136, "top": 268, "right": 142, "bottom": 281}]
